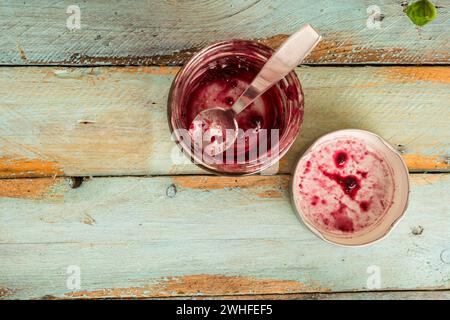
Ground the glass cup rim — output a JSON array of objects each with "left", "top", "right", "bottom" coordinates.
[{"left": 167, "top": 39, "right": 304, "bottom": 175}]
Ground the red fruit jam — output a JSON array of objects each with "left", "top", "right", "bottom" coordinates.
[
  {"left": 168, "top": 40, "right": 304, "bottom": 175},
  {"left": 184, "top": 61, "right": 284, "bottom": 159},
  {"left": 295, "top": 137, "right": 395, "bottom": 234},
  {"left": 184, "top": 66, "right": 282, "bottom": 134}
]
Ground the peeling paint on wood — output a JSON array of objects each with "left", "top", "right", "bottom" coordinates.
[
  {"left": 40, "top": 37, "right": 445, "bottom": 66},
  {"left": 0, "top": 174, "right": 448, "bottom": 299},
  {"left": 66, "top": 274, "right": 325, "bottom": 298},
  {"left": 116, "top": 66, "right": 180, "bottom": 76},
  {"left": 0, "top": 1, "right": 448, "bottom": 65},
  {"left": 307, "top": 43, "right": 407, "bottom": 64},
  {"left": 0, "top": 287, "right": 14, "bottom": 298},
  {"left": 178, "top": 290, "right": 450, "bottom": 300},
  {"left": 403, "top": 154, "right": 449, "bottom": 172},
  {"left": 256, "top": 34, "right": 289, "bottom": 50},
  {"left": 379, "top": 67, "right": 450, "bottom": 84},
  {"left": 63, "top": 50, "right": 197, "bottom": 67},
  {"left": 257, "top": 190, "right": 284, "bottom": 198},
  {"left": 0, "top": 157, "right": 63, "bottom": 178},
  {"left": 82, "top": 214, "right": 96, "bottom": 226},
  {"left": 173, "top": 176, "right": 289, "bottom": 191},
  {"left": 16, "top": 43, "right": 27, "bottom": 62},
  {"left": 11, "top": 37, "right": 416, "bottom": 66},
  {"left": 0, "top": 178, "right": 60, "bottom": 199},
  {"left": 0, "top": 66, "right": 448, "bottom": 177},
  {"left": 172, "top": 176, "right": 289, "bottom": 199},
  {"left": 410, "top": 173, "right": 448, "bottom": 186}
]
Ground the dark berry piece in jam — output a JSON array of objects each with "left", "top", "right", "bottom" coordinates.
[
  {"left": 304, "top": 161, "right": 312, "bottom": 174},
  {"left": 285, "top": 85, "right": 298, "bottom": 101},
  {"left": 357, "top": 170, "right": 368, "bottom": 178},
  {"left": 251, "top": 115, "right": 263, "bottom": 129},
  {"left": 229, "top": 80, "right": 238, "bottom": 89},
  {"left": 322, "top": 171, "right": 361, "bottom": 199},
  {"left": 333, "top": 151, "right": 348, "bottom": 168},
  {"left": 359, "top": 201, "right": 370, "bottom": 212},
  {"left": 330, "top": 204, "right": 354, "bottom": 232},
  {"left": 335, "top": 215, "right": 354, "bottom": 232},
  {"left": 225, "top": 97, "right": 234, "bottom": 106}
]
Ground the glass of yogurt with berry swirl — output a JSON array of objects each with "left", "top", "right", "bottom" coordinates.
[{"left": 292, "top": 129, "right": 409, "bottom": 246}]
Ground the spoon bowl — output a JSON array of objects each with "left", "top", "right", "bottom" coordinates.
[{"left": 189, "top": 107, "right": 238, "bottom": 156}]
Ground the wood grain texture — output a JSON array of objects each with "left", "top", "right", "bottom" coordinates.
[
  {"left": 0, "top": 0, "right": 449, "bottom": 65},
  {"left": 179, "top": 290, "right": 450, "bottom": 300},
  {"left": 0, "top": 174, "right": 448, "bottom": 299},
  {"left": 0, "top": 66, "right": 448, "bottom": 177}
]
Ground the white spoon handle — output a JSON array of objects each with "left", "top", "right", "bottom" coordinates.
[{"left": 232, "top": 24, "right": 321, "bottom": 114}]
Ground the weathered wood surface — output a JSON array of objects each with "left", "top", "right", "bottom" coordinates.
[
  {"left": 0, "top": 66, "right": 448, "bottom": 178},
  {"left": 0, "top": 174, "right": 448, "bottom": 299},
  {"left": 1, "top": 1, "right": 449, "bottom": 300},
  {"left": 1, "top": 0, "right": 449, "bottom": 65},
  {"left": 183, "top": 290, "right": 450, "bottom": 300}
]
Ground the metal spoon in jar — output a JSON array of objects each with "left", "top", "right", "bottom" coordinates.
[{"left": 190, "top": 24, "right": 321, "bottom": 156}]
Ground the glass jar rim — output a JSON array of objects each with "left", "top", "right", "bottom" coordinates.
[{"left": 167, "top": 39, "right": 304, "bottom": 175}]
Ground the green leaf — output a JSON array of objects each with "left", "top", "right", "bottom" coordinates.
[{"left": 406, "top": 0, "right": 437, "bottom": 26}]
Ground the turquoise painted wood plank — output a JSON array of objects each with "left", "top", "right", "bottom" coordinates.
[
  {"left": 187, "top": 290, "right": 450, "bottom": 300},
  {"left": 0, "top": 174, "right": 448, "bottom": 299},
  {"left": 0, "top": 0, "right": 449, "bottom": 65},
  {"left": 0, "top": 66, "right": 448, "bottom": 177}
]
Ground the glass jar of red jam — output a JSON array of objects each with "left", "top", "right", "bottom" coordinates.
[{"left": 168, "top": 40, "right": 304, "bottom": 175}]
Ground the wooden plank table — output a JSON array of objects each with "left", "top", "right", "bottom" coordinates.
[{"left": 0, "top": 0, "right": 449, "bottom": 300}]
